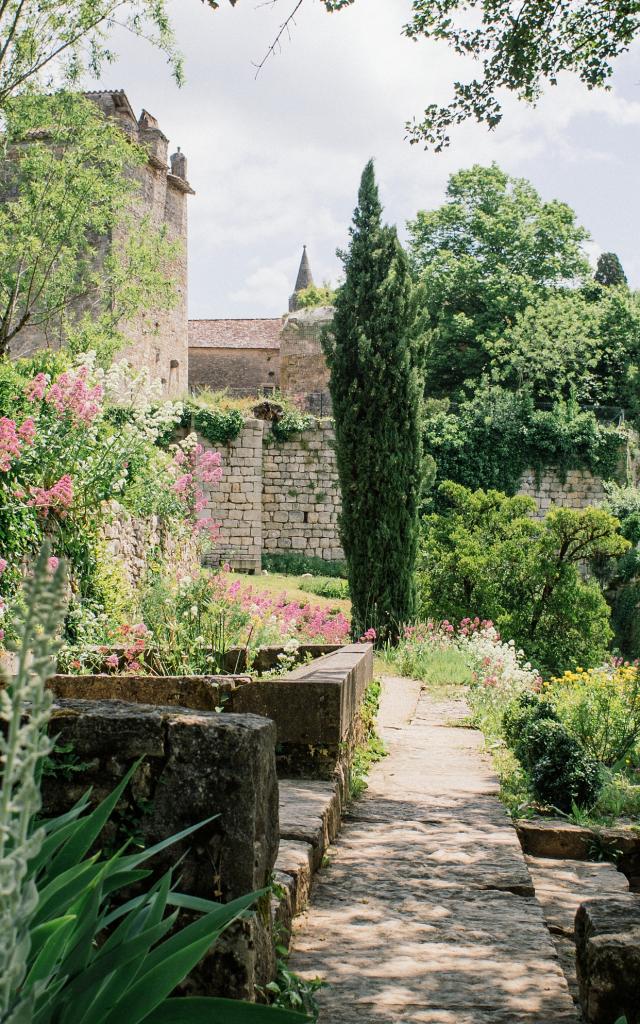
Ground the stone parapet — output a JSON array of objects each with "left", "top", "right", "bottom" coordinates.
[
  {"left": 42, "top": 699, "right": 279, "bottom": 999},
  {"left": 228, "top": 642, "right": 373, "bottom": 786}
]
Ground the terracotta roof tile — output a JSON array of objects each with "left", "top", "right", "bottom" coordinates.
[{"left": 188, "top": 318, "right": 284, "bottom": 350}]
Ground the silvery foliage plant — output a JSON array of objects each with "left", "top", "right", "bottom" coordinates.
[{"left": 0, "top": 547, "right": 66, "bottom": 1022}]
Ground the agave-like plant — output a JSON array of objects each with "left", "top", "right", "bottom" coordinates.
[{"left": 0, "top": 547, "right": 308, "bottom": 1024}]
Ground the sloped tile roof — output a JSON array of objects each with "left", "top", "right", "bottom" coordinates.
[{"left": 188, "top": 318, "right": 284, "bottom": 350}]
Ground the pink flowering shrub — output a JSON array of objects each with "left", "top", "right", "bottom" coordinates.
[
  {"left": 168, "top": 439, "right": 222, "bottom": 545},
  {"left": 124, "top": 567, "right": 352, "bottom": 676},
  {"left": 0, "top": 354, "right": 217, "bottom": 650}
]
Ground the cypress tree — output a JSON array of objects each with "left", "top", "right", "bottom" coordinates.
[
  {"left": 595, "top": 252, "right": 627, "bottom": 287},
  {"left": 323, "top": 160, "right": 424, "bottom": 641}
]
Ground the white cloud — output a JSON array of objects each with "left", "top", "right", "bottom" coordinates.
[{"left": 93, "top": 0, "right": 640, "bottom": 313}]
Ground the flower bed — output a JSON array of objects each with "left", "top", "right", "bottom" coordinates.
[
  {"left": 58, "top": 567, "right": 351, "bottom": 677},
  {"left": 385, "top": 618, "right": 640, "bottom": 824}
]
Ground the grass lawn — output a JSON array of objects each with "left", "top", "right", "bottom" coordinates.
[{"left": 226, "top": 571, "right": 351, "bottom": 617}]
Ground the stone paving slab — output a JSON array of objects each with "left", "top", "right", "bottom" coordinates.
[{"left": 289, "top": 678, "right": 577, "bottom": 1023}]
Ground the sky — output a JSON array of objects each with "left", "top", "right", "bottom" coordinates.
[{"left": 95, "top": 0, "right": 640, "bottom": 319}]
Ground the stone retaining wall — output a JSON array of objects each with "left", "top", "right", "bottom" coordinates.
[
  {"left": 199, "top": 419, "right": 618, "bottom": 571},
  {"left": 100, "top": 500, "right": 199, "bottom": 587},
  {"left": 518, "top": 468, "right": 609, "bottom": 519}
]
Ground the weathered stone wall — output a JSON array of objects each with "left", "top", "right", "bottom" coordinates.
[
  {"left": 262, "top": 421, "right": 343, "bottom": 562},
  {"left": 279, "top": 307, "right": 333, "bottom": 411},
  {"left": 517, "top": 468, "right": 608, "bottom": 519},
  {"left": 100, "top": 500, "right": 199, "bottom": 587},
  {"left": 200, "top": 421, "right": 619, "bottom": 570},
  {"left": 198, "top": 419, "right": 343, "bottom": 571},
  {"left": 189, "top": 347, "right": 280, "bottom": 393},
  {"left": 200, "top": 419, "right": 264, "bottom": 572}
]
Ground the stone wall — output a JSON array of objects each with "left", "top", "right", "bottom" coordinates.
[
  {"left": 279, "top": 307, "right": 333, "bottom": 412},
  {"left": 517, "top": 468, "right": 609, "bottom": 519},
  {"left": 189, "top": 347, "right": 280, "bottom": 393},
  {"left": 100, "top": 500, "right": 199, "bottom": 587},
  {"left": 262, "top": 420, "right": 343, "bottom": 562},
  {"left": 199, "top": 419, "right": 343, "bottom": 571},
  {"left": 199, "top": 420, "right": 622, "bottom": 570},
  {"left": 200, "top": 419, "right": 264, "bottom": 572}
]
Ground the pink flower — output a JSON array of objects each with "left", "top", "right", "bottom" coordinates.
[
  {"left": 24, "top": 373, "right": 48, "bottom": 402},
  {"left": 0, "top": 418, "right": 22, "bottom": 472},
  {"left": 28, "top": 474, "right": 74, "bottom": 511},
  {"left": 47, "top": 556, "right": 59, "bottom": 573},
  {"left": 17, "top": 418, "right": 35, "bottom": 444},
  {"left": 105, "top": 653, "right": 119, "bottom": 669},
  {"left": 44, "top": 366, "right": 103, "bottom": 425},
  {"left": 172, "top": 474, "right": 191, "bottom": 495},
  {"left": 360, "top": 627, "right": 377, "bottom": 643},
  {"left": 0, "top": 559, "right": 7, "bottom": 575}
]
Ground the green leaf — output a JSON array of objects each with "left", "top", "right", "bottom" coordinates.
[
  {"left": 143, "top": 998, "right": 310, "bottom": 1022},
  {"left": 33, "top": 856, "right": 101, "bottom": 926},
  {"left": 24, "top": 916, "right": 77, "bottom": 987},
  {"left": 100, "top": 895, "right": 260, "bottom": 1024}
]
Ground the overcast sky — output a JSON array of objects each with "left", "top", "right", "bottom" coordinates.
[{"left": 95, "top": 0, "right": 640, "bottom": 319}]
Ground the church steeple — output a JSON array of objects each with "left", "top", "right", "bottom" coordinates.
[{"left": 289, "top": 245, "right": 314, "bottom": 311}]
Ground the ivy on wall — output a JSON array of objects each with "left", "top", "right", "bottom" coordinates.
[{"left": 424, "top": 386, "right": 628, "bottom": 505}]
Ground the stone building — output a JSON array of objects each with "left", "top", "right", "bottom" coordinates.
[
  {"left": 188, "top": 317, "right": 283, "bottom": 395},
  {"left": 188, "top": 247, "right": 334, "bottom": 411},
  {"left": 9, "top": 90, "right": 193, "bottom": 397}
]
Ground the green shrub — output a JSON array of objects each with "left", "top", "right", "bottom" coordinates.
[
  {"left": 299, "top": 576, "right": 350, "bottom": 600},
  {"left": 502, "top": 692, "right": 559, "bottom": 751},
  {"left": 517, "top": 719, "right": 602, "bottom": 811},
  {"left": 550, "top": 664, "right": 640, "bottom": 767},
  {"left": 261, "top": 553, "right": 347, "bottom": 578},
  {"left": 418, "top": 483, "right": 628, "bottom": 674}
]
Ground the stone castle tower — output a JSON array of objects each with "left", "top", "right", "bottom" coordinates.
[{"left": 10, "top": 90, "right": 193, "bottom": 397}]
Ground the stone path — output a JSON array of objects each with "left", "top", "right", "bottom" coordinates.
[{"left": 289, "top": 676, "right": 579, "bottom": 1023}]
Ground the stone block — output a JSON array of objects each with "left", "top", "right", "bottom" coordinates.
[
  {"left": 575, "top": 896, "right": 640, "bottom": 1024},
  {"left": 43, "top": 699, "right": 280, "bottom": 1000}
]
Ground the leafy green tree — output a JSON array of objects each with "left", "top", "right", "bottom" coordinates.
[
  {"left": 0, "top": 1, "right": 191, "bottom": 107},
  {"left": 419, "top": 482, "right": 629, "bottom": 674},
  {"left": 407, "top": 165, "right": 590, "bottom": 397},
  {"left": 229, "top": 2, "right": 640, "bottom": 148},
  {"left": 488, "top": 288, "right": 640, "bottom": 405},
  {"left": 293, "top": 282, "right": 336, "bottom": 308},
  {"left": 324, "top": 159, "right": 424, "bottom": 641},
  {"left": 0, "top": 92, "right": 178, "bottom": 360},
  {"left": 595, "top": 251, "right": 628, "bottom": 288}
]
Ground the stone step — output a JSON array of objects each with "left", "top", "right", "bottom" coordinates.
[{"left": 527, "top": 854, "right": 630, "bottom": 1006}]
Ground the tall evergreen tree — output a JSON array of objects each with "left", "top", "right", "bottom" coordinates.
[
  {"left": 323, "top": 160, "right": 424, "bottom": 641},
  {"left": 595, "top": 251, "right": 628, "bottom": 287}
]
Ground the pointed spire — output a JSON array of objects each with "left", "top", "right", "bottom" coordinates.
[{"left": 289, "top": 245, "right": 315, "bottom": 311}]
